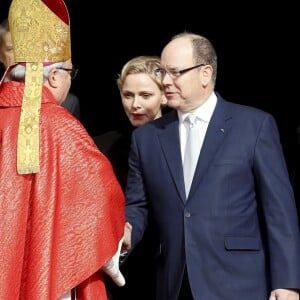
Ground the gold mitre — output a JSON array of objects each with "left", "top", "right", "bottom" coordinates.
[{"left": 8, "top": 0, "right": 71, "bottom": 174}]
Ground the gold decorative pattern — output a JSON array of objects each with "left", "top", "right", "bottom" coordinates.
[
  {"left": 9, "top": 0, "right": 71, "bottom": 63},
  {"left": 9, "top": 0, "right": 71, "bottom": 174},
  {"left": 17, "top": 63, "right": 43, "bottom": 174}
]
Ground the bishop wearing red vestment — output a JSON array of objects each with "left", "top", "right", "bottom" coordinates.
[{"left": 0, "top": 0, "right": 126, "bottom": 299}]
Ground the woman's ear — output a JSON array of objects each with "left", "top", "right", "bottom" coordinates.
[{"left": 161, "top": 94, "right": 167, "bottom": 107}]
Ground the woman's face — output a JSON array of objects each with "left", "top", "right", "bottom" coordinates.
[{"left": 120, "top": 73, "right": 165, "bottom": 127}]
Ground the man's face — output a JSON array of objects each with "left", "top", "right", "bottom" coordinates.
[{"left": 0, "top": 31, "right": 14, "bottom": 69}]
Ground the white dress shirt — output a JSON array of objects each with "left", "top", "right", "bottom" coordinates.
[{"left": 178, "top": 92, "right": 217, "bottom": 160}]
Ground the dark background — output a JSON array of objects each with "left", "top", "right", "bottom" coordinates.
[{"left": 1, "top": 1, "right": 299, "bottom": 172}]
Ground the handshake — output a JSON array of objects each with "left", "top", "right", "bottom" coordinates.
[{"left": 101, "top": 222, "right": 132, "bottom": 287}]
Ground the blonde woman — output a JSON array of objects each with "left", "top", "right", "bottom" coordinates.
[{"left": 93, "top": 55, "right": 167, "bottom": 299}]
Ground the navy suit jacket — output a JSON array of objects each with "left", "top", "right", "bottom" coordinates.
[{"left": 125, "top": 94, "right": 300, "bottom": 300}]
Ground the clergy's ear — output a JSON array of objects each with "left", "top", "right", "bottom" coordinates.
[{"left": 47, "top": 69, "right": 59, "bottom": 87}]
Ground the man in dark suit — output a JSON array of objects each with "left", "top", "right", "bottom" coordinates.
[{"left": 122, "top": 32, "right": 300, "bottom": 299}]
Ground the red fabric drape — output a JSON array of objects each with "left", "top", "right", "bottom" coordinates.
[{"left": 0, "top": 81, "right": 125, "bottom": 299}]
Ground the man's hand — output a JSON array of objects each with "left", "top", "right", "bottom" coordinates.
[
  {"left": 102, "top": 237, "right": 126, "bottom": 287},
  {"left": 269, "top": 288, "right": 299, "bottom": 300},
  {"left": 122, "top": 222, "right": 132, "bottom": 252}
]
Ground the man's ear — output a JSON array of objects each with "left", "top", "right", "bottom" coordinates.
[
  {"left": 47, "top": 69, "right": 59, "bottom": 87},
  {"left": 201, "top": 65, "right": 213, "bottom": 86}
]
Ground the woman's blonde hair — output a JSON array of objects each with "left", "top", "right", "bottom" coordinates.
[{"left": 117, "top": 55, "right": 163, "bottom": 92}]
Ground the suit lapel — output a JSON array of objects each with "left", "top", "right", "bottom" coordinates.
[
  {"left": 158, "top": 111, "right": 186, "bottom": 202},
  {"left": 188, "top": 99, "right": 232, "bottom": 199}
]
